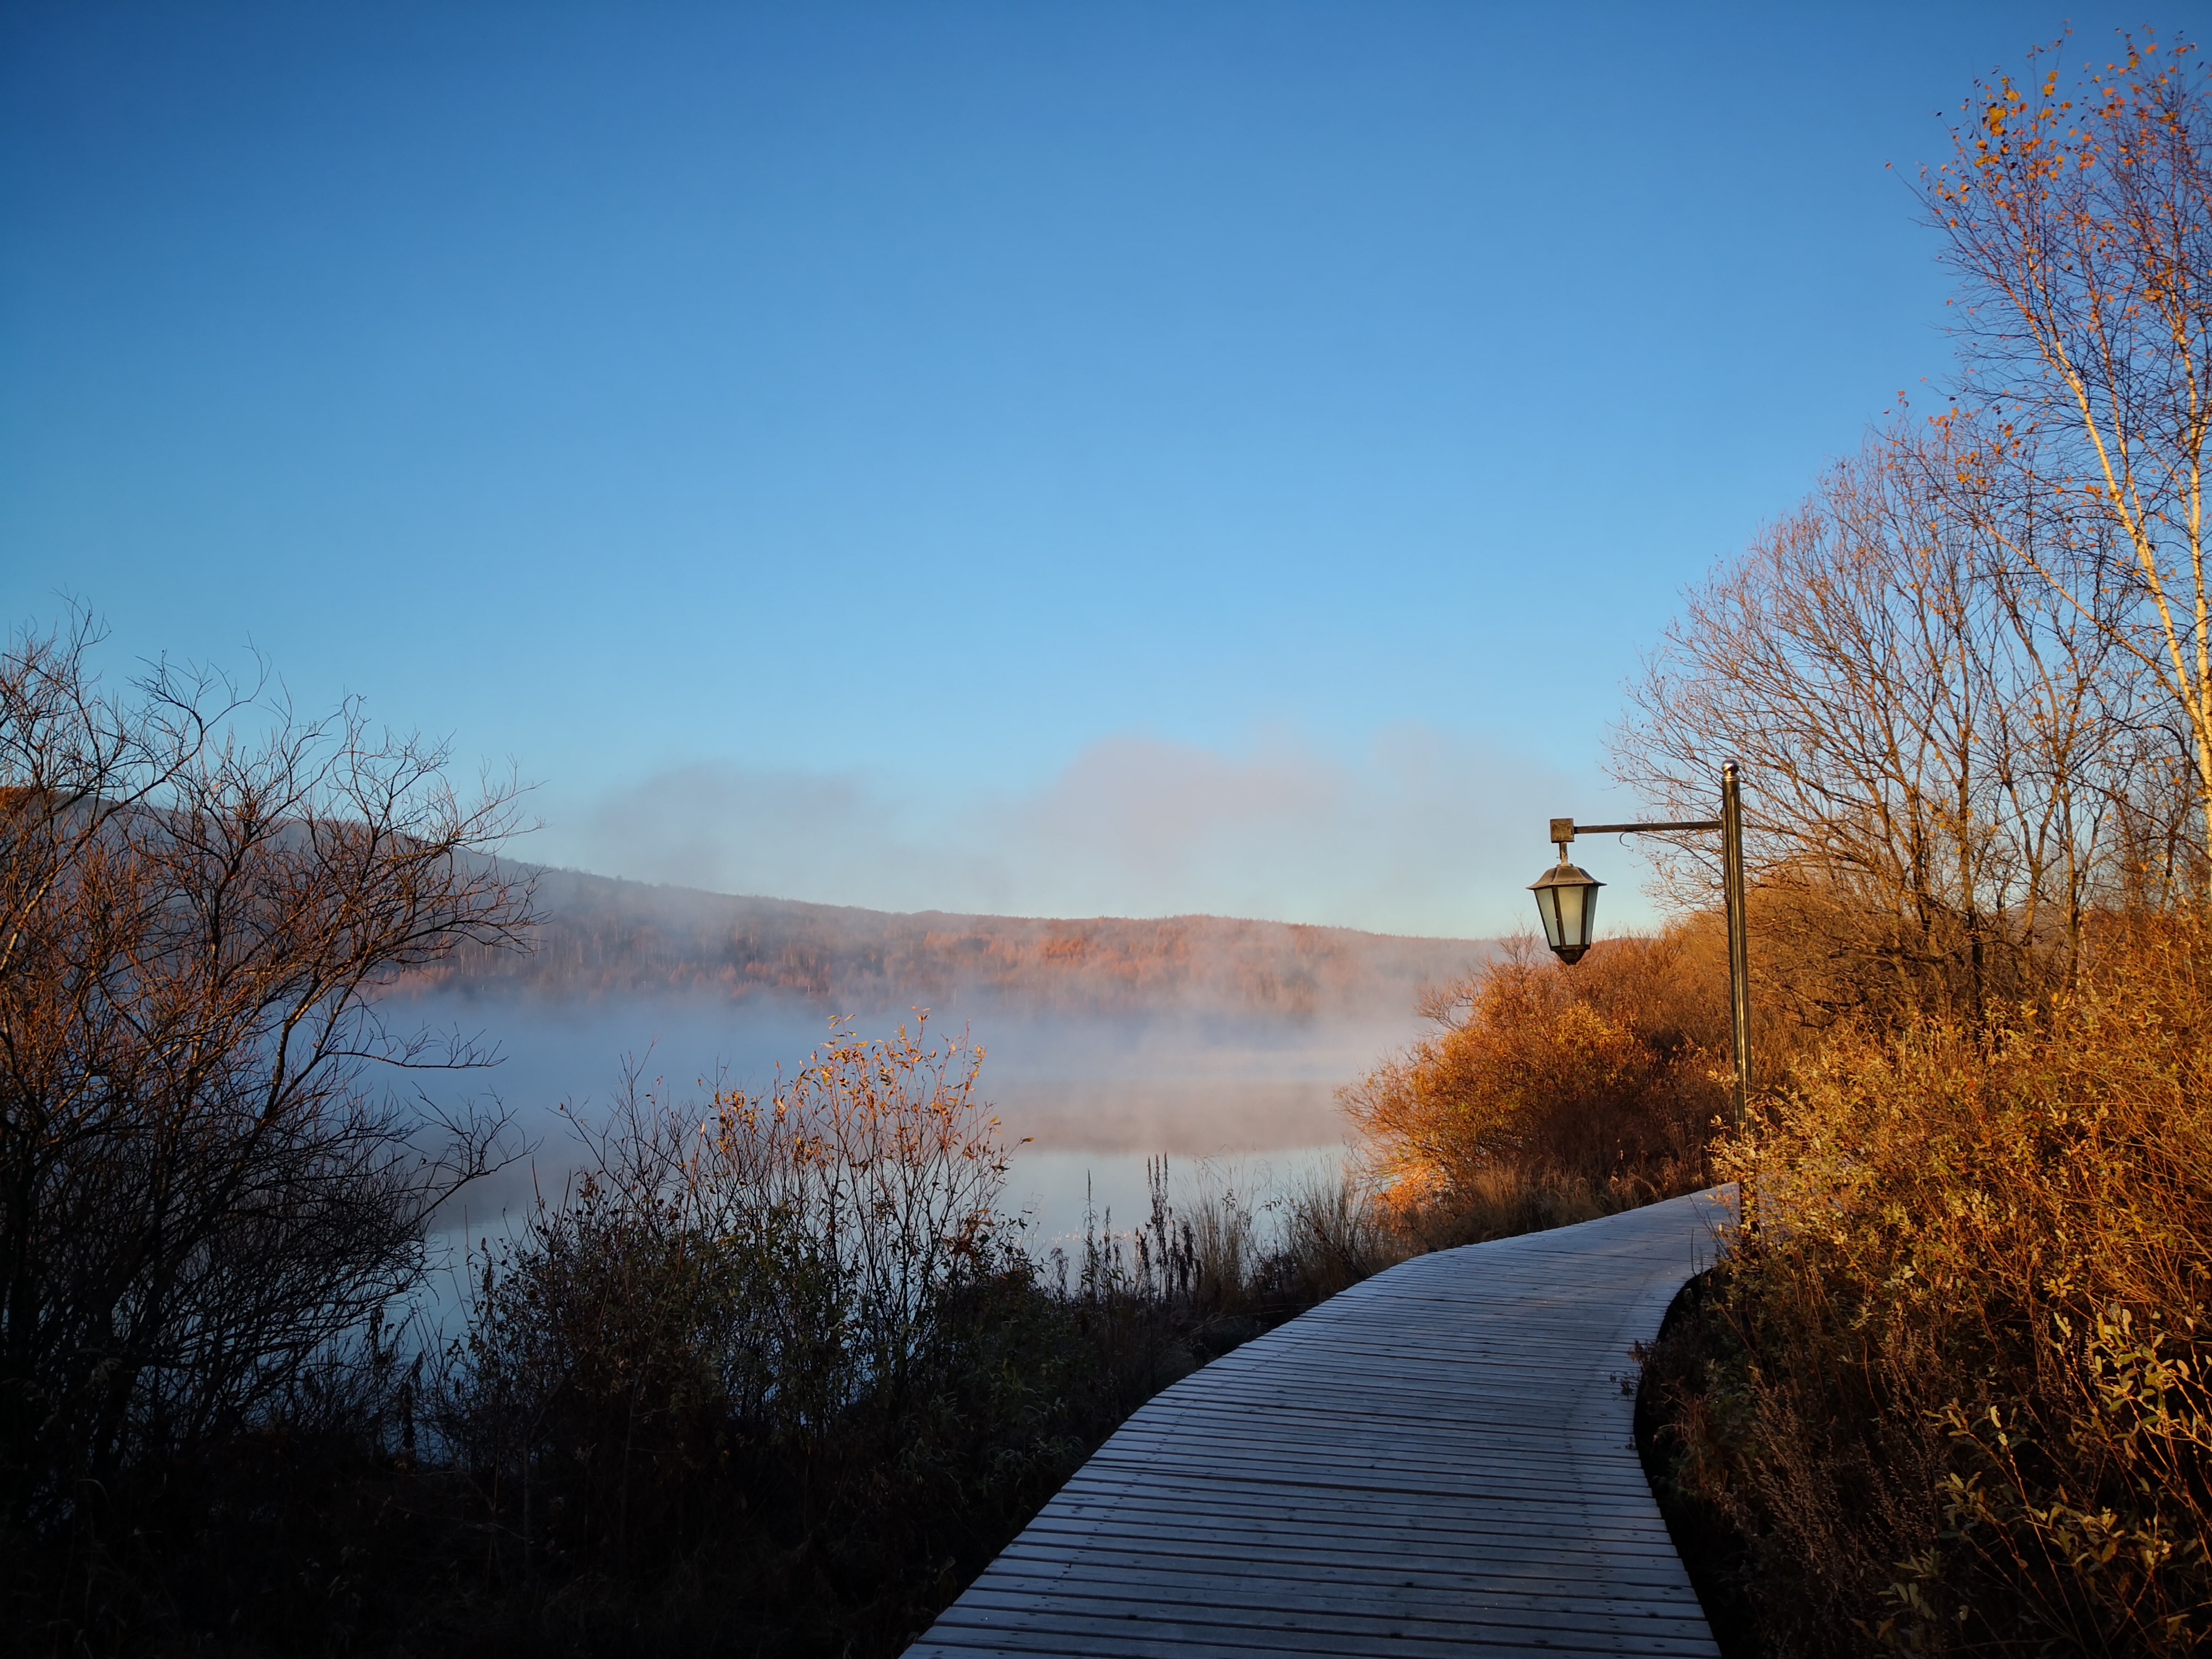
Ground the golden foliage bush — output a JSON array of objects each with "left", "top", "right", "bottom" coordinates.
[
  {"left": 1657, "top": 920, "right": 2212, "bottom": 1656},
  {"left": 1341, "top": 928, "right": 1733, "bottom": 1211}
]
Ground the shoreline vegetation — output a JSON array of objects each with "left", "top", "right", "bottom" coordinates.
[{"left": 5, "top": 930, "right": 1697, "bottom": 1655}]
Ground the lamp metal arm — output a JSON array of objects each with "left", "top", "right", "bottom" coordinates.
[
  {"left": 1543, "top": 772, "right": 1752, "bottom": 1142},
  {"left": 1550, "top": 818, "right": 1721, "bottom": 842}
]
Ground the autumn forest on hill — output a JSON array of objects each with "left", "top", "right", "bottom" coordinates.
[{"left": 404, "top": 869, "right": 1482, "bottom": 1018}]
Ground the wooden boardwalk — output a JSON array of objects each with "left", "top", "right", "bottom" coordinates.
[{"left": 909, "top": 1187, "right": 1735, "bottom": 1659}]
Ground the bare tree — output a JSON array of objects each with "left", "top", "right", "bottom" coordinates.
[
  {"left": 1925, "top": 33, "right": 2212, "bottom": 886},
  {"left": 1611, "top": 423, "right": 2172, "bottom": 1027},
  {"left": 0, "top": 612, "right": 533, "bottom": 1526}
]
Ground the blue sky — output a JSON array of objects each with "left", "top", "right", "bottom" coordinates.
[{"left": 0, "top": 3, "right": 2155, "bottom": 934}]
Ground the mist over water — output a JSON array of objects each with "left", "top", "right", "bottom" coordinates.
[{"left": 389, "top": 988, "right": 1422, "bottom": 1300}]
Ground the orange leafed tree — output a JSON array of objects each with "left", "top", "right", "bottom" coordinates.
[{"left": 1926, "top": 32, "right": 2212, "bottom": 885}]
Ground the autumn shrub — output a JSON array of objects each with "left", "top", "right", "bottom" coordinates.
[
  {"left": 1341, "top": 926, "right": 1734, "bottom": 1215},
  {"left": 1646, "top": 918, "right": 2212, "bottom": 1656}
]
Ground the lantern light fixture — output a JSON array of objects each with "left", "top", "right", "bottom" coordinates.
[
  {"left": 1528, "top": 840, "right": 1603, "bottom": 965},
  {"left": 1533, "top": 763, "right": 1753, "bottom": 1131}
]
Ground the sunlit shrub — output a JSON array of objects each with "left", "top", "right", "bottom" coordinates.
[
  {"left": 1654, "top": 918, "right": 2212, "bottom": 1656},
  {"left": 1340, "top": 929, "right": 1731, "bottom": 1209}
]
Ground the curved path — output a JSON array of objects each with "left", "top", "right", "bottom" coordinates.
[{"left": 909, "top": 1186, "right": 1735, "bottom": 1659}]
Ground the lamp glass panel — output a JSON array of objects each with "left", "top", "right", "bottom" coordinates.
[
  {"left": 1556, "top": 880, "right": 1586, "bottom": 948},
  {"left": 1534, "top": 885, "right": 1564, "bottom": 950}
]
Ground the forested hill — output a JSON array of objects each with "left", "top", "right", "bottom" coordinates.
[{"left": 399, "top": 866, "right": 1494, "bottom": 1020}]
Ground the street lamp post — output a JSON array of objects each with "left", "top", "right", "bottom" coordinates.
[{"left": 1531, "top": 760, "right": 1753, "bottom": 1130}]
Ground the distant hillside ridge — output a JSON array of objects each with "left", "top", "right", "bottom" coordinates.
[{"left": 397, "top": 866, "right": 1495, "bottom": 1021}]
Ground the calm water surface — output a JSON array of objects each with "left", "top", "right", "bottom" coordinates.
[{"left": 397, "top": 992, "right": 1415, "bottom": 1326}]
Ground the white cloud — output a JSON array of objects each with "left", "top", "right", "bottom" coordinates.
[{"left": 542, "top": 725, "right": 1665, "bottom": 937}]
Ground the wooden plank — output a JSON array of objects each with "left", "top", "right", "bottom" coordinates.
[
  {"left": 991, "top": 1543, "right": 1707, "bottom": 1601},
  {"left": 1037, "top": 1482, "right": 1681, "bottom": 1536},
  {"left": 1008, "top": 1511, "right": 1698, "bottom": 1569},
  {"left": 1011, "top": 1515, "right": 1688, "bottom": 1569},
  {"left": 1015, "top": 1510, "right": 1683, "bottom": 1560},
  {"left": 1069, "top": 1439, "right": 1670, "bottom": 1487},
  {"left": 961, "top": 1573, "right": 1713, "bottom": 1629},
  {"left": 1074, "top": 1451, "right": 1658, "bottom": 1495},
  {"left": 943, "top": 1589, "right": 1719, "bottom": 1648},
  {"left": 903, "top": 1186, "right": 1734, "bottom": 1659},
  {"left": 920, "top": 1608, "right": 1722, "bottom": 1659}
]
